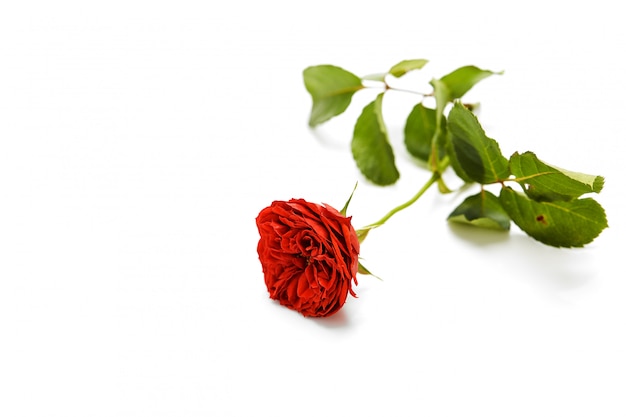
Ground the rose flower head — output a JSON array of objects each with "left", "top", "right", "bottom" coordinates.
[{"left": 256, "top": 199, "right": 360, "bottom": 317}]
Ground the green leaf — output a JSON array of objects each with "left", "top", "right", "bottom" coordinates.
[
  {"left": 358, "top": 261, "right": 382, "bottom": 280},
  {"left": 404, "top": 103, "right": 443, "bottom": 162},
  {"left": 351, "top": 93, "right": 400, "bottom": 186},
  {"left": 448, "top": 190, "right": 510, "bottom": 231},
  {"left": 339, "top": 182, "right": 358, "bottom": 216},
  {"left": 499, "top": 187, "right": 608, "bottom": 248},
  {"left": 429, "top": 78, "right": 451, "bottom": 125},
  {"left": 303, "top": 65, "right": 364, "bottom": 127},
  {"left": 510, "top": 151, "right": 604, "bottom": 202},
  {"left": 388, "top": 59, "right": 428, "bottom": 78},
  {"left": 361, "top": 73, "right": 387, "bottom": 82},
  {"left": 447, "top": 101, "right": 509, "bottom": 184},
  {"left": 555, "top": 166, "right": 605, "bottom": 192},
  {"left": 439, "top": 65, "right": 502, "bottom": 99},
  {"left": 355, "top": 227, "right": 370, "bottom": 244}
]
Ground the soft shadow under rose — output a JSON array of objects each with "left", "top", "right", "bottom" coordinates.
[{"left": 256, "top": 199, "right": 360, "bottom": 317}]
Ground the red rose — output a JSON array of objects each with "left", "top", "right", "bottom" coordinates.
[{"left": 256, "top": 199, "right": 360, "bottom": 317}]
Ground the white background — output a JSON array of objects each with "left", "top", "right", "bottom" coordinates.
[{"left": 1, "top": 1, "right": 625, "bottom": 416}]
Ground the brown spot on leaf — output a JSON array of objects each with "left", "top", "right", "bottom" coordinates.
[{"left": 536, "top": 215, "right": 547, "bottom": 225}]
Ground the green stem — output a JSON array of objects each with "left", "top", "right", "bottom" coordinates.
[
  {"left": 362, "top": 171, "right": 440, "bottom": 231},
  {"left": 361, "top": 80, "right": 431, "bottom": 97},
  {"left": 386, "top": 85, "right": 431, "bottom": 97}
]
